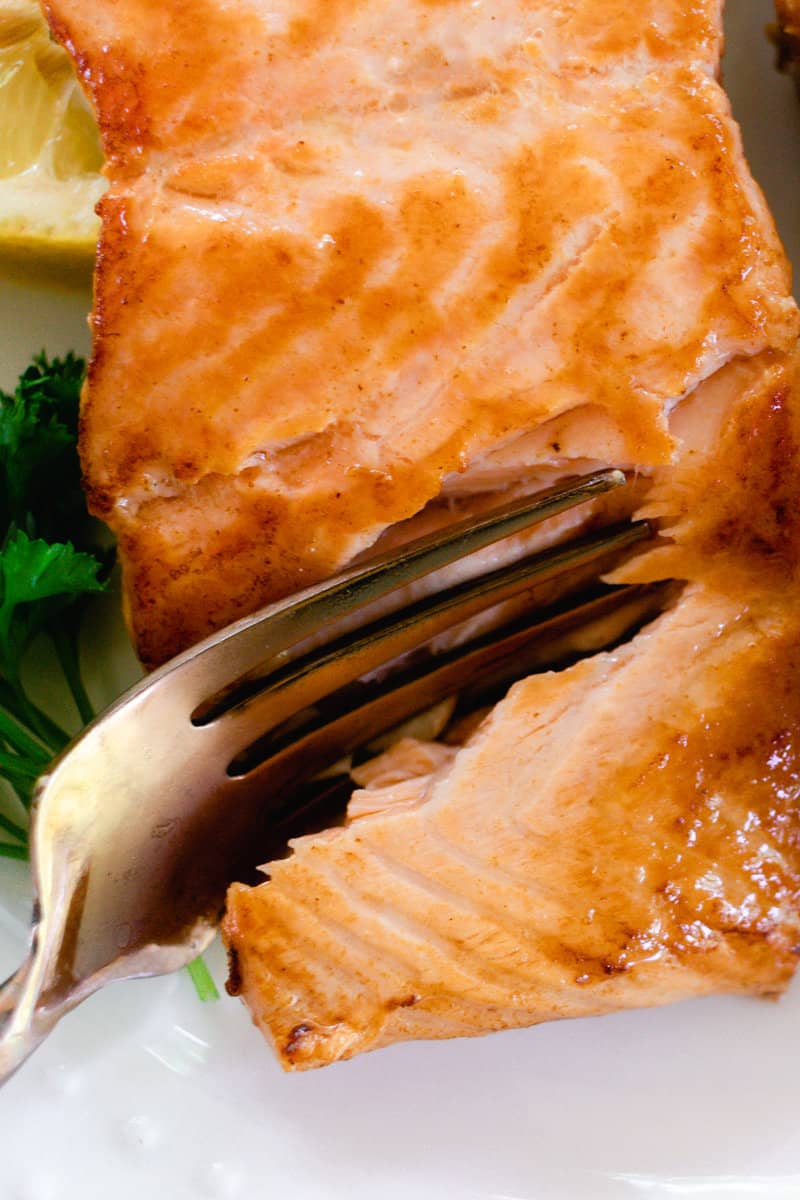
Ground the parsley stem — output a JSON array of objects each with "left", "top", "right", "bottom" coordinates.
[
  {"left": 12, "top": 688, "right": 68, "bottom": 754},
  {"left": 0, "top": 707, "right": 51, "bottom": 765},
  {"left": 186, "top": 955, "right": 220, "bottom": 1003},
  {"left": 0, "top": 841, "right": 27, "bottom": 861},
  {"left": 52, "top": 625, "right": 95, "bottom": 726},
  {"left": 0, "top": 811, "right": 26, "bottom": 841},
  {"left": 8, "top": 777, "right": 32, "bottom": 811},
  {"left": 0, "top": 752, "right": 40, "bottom": 783}
]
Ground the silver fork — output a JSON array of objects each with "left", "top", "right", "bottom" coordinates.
[{"left": 0, "top": 469, "right": 667, "bottom": 1083}]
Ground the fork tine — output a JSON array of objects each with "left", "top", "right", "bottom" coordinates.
[
  {"left": 0, "top": 456, "right": 654, "bottom": 1083},
  {"left": 222, "top": 520, "right": 653, "bottom": 773},
  {"left": 177, "top": 469, "right": 627, "bottom": 712},
  {"left": 227, "top": 581, "right": 672, "bottom": 802}
]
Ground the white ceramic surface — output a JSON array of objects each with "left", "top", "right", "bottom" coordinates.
[{"left": 2, "top": 4, "right": 800, "bottom": 1197}]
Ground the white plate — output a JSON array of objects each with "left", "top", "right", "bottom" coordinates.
[{"left": 2, "top": 5, "right": 800, "bottom": 1198}]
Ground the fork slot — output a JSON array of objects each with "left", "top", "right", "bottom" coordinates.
[
  {"left": 224, "top": 521, "right": 653, "bottom": 775},
  {"left": 189, "top": 469, "right": 627, "bottom": 721},
  {"left": 228, "top": 582, "right": 672, "bottom": 798}
]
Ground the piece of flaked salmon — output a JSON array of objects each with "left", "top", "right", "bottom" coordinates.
[
  {"left": 43, "top": 0, "right": 800, "bottom": 1070},
  {"left": 226, "top": 348, "right": 800, "bottom": 1069},
  {"left": 45, "top": 0, "right": 796, "bottom": 665}
]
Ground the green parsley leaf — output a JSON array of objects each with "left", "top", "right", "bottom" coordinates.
[
  {"left": 0, "top": 351, "right": 86, "bottom": 545},
  {"left": 0, "top": 353, "right": 217, "bottom": 1002},
  {"left": 0, "top": 530, "right": 105, "bottom": 678},
  {"left": 0, "top": 354, "right": 106, "bottom": 774}
]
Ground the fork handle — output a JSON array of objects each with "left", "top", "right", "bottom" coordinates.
[
  {"left": 0, "top": 957, "right": 31, "bottom": 1015},
  {"left": 0, "top": 909, "right": 81, "bottom": 1085},
  {"left": 0, "top": 954, "right": 59, "bottom": 1084}
]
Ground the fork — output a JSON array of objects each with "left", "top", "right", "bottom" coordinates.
[{"left": 0, "top": 469, "right": 667, "bottom": 1083}]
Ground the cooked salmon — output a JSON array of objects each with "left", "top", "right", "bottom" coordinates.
[
  {"left": 227, "top": 350, "right": 800, "bottom": 1068},
  {"left": 45, "top": 0, "right": 795, "bottom": 666},
  {"left": 43, "top": 0, "right": 800, "bottom": 1070}
]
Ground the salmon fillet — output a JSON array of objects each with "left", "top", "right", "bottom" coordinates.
[
  {"left": 45, "top": 0, "right": 795, "bottom": 665},
  {"left": 43, "top": 0, "right": 800, "bottom": 1069},
  {"left": 227, "top": 350, "right": 800, "bottom": 1067}
]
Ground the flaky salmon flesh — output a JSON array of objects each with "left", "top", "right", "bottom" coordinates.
[{"left": 44, "top": 0, "right": 800, "bottom": 1069}]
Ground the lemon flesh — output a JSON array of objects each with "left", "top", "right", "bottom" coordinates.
[{"left": 0, "top": 0, "right": 104, "bottom": 263}]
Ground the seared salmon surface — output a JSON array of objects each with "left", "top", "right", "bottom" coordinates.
[
  {"left": 46, "top": 0, "right": 794, "bottom": 664},
  {"left": 44, "top": 0, "right": 800, "bottom": 1069}
]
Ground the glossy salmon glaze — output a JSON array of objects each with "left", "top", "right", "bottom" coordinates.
[
  {"left": 44, "top": 0, "right": 800, "bottom": 1070},
  {"left": 45, "top": 0, "right": 796, "bottom": 664}
]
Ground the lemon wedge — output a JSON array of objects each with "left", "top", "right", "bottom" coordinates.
[{"left": 0, "top": 0, "right": 104, "bottom": 265}]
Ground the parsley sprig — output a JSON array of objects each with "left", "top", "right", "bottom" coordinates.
[
  {"left": 0, "top": 352, "right": 218, "bottom": 1000},
  {"left": 0, "top": 351, "right": 107, "bottom": 852}
]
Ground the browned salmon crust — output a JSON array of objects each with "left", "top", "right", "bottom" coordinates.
[
  {"left": 44, "top": 0, "right": 800, "bottom": 1071},
  {"left": 45, "top": 0, "right": 795, "bottom": 666}
]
